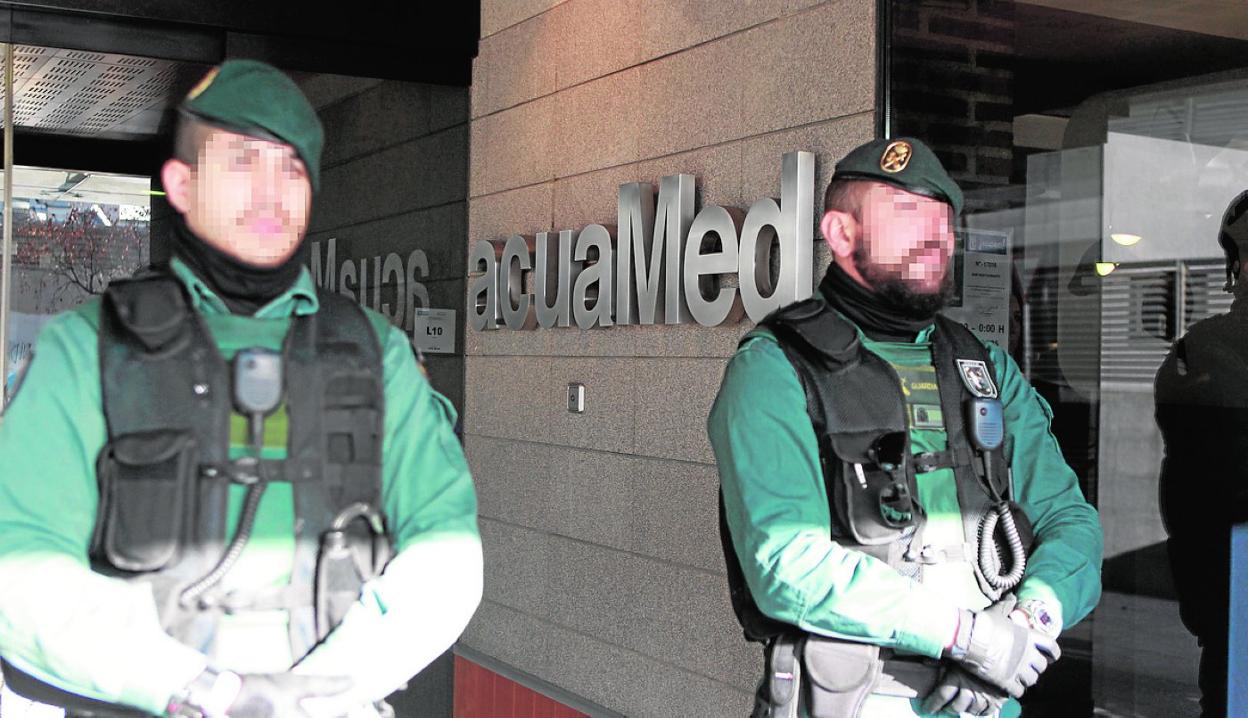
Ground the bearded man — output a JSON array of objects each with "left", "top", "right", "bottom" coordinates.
[{"left": 708, "top": 137, "right": 1103, "bottom": 718}]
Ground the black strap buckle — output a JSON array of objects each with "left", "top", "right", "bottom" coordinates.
[{"left": 913, "top": 450, "right": 955, "bottom": 474}]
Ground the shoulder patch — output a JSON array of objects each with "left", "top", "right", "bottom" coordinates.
[{"left": 956, "top": 358, "right": 998, "bottom": 398}]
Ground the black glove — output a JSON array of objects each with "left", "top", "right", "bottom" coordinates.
[
  {"left": 949, "top": 601, "right": 1060, "bottom": 698},
  {"left": 227, "top": 673, "right": 353, "bottom": 718},
  {"left": 921, "top": 665, "right": 1009, "bottom": 716}
]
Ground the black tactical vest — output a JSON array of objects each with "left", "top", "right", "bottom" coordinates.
[
  {"left": 719, "top": 297, "right": 1023, "bottom": 643},
  {"left": 2, "top": 272, "right": 387, "bottom": 716}
]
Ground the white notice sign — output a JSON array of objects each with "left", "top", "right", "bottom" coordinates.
[
  {"left": 943, "top": 229, "right": 1011, "bottom": 349},
  {"left": 412, "top": 309, "right": 456, "bottom": 354}
]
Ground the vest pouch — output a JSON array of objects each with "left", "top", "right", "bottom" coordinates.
[
  {"left": 833, "top": 460, "right": 917, "bottom": 545},
  {"left": 826, "top": 430, "right": 918, "bottom": 546},
  {"left": 801, "top": 637, "right": 881, "bottom": 718},
  {"left": 92, "top": 430, "right": 196, "bottom": 572}
]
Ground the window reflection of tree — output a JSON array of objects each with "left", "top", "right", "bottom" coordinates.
[{"left": 11, "top": 202, "right": 146, "bottom": 309}]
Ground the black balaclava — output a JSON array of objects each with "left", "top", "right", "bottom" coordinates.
[
  {"left": 820, "top": 262, "right": 952, "bottom": 342},
  {"left": 171, "top": 214, "right": 305, "bottom": 316}
]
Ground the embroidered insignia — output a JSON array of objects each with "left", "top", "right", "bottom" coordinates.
[{"left": 956, "top": 359, "right": 998, "bottom": 398}]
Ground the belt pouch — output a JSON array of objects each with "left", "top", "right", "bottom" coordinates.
[
  {"left": 801, "top": 637, "right": 882, "bottom": 718},
  {"left": 91, "top": 430, "right": 196, "bottom": 572},
  {"left": 766, "top": 634, "right": 802, "bottom": 718}
]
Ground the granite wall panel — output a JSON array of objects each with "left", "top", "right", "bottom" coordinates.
[{"left": 465, "top": 1, "right": 877, "bottom": 714}]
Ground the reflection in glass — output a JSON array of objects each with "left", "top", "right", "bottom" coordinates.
[
  {"left": 2, "top": 169, "right": 150, "bottom": 402},
  {"left": 890, "top": 2, "right": 1248, "bottom": 715}
]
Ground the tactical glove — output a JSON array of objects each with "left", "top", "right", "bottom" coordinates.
[
  {"left": 921, "top": 665, "right": 1008, "bottom": 716},
  {"left": 227, "top": 673, "right": 353, "bottom": 718},
  {"left": 948, "top": 601, "right": 1060, "bottom": 698}
]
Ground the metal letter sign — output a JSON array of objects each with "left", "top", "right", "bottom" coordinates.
[
  {"left": 739, "top": 151, "right": 814, "bottom": 319},
  {"left": 468, "top": 239, "right": 501, "bottom": 331},
  {"left": 685, "top": 205, "right": 746, "bottom": 326},
  {"left": 572, "top": 224, "right": 615, "bottom": 329},
  {"left": 470, "top": 151, "right": 815, "bottom": 331},
  {"left": 501, "top": 234, "right": 538, "bottom": 330},
  {"left": 534, "top": 229, "right": 578, "bottom": 328}
]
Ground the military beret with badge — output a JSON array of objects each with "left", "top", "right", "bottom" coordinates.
[
  {"left": 831, "top": 136, "right": 964, "bottom": 216},
  {"left": 180, "top": 59, "right": 325, "bottom": 192}
]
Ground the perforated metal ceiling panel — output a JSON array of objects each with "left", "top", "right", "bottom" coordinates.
[{"left": 9, "top": 46, "right": 206, "bottom": 140}]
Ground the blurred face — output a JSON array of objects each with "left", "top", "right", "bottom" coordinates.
[
  {"left": 162, "top": 127, "right": 312, "bottom": 267},
  {"left": 855, "top": 183, "right": 955, "bottom": 292},
  {"left": 822, "top": 181, "right": 956, "bottom": 312}
]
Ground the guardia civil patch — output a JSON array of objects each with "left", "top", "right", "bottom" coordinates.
[
  {"left": 880, "top": 140, "right": 913, "bottom": 173},
  {"left": 956, "top": 359, "right": 998, "bottom": 398}
]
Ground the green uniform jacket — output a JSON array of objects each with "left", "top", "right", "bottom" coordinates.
[
  {"left": 708, "top": 318, "right": 1103, "bottom": 661},
  {"left": 0, "top": 260, "right": 482, "bottom": 714}
]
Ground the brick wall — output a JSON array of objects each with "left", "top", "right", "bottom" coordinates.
[
  {"left": 891, "top": 0, "right": 1016, "bottom": 210},
  {"left": 454, "top": 657, "right": 589, "bottom": 718},
  {"left": 463, "top": 1, "right": 877, "bottom": 715}
]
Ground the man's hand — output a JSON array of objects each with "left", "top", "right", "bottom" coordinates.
[
  {"left": 947, "top": 601, "right": 1060, "bottom": 698},
  {"left": 921, "top": 666, "right": 1008, "bottom": 716},
  {"left": 227, "top": 674, "right": 353, "bottom": 718}
]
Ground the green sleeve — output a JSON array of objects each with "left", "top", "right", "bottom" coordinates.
[
  {"left": 708, "top": 334, "right": 960, "bottom": 659},
  {"left": 989, "top": 344, "right": 1104, "bottom": 629},
  {"left": 0, "top": 306, "right": 206, "bottom": 714},
  {"left": 293, "top": 323, "right": 482, "bottom": 701}
]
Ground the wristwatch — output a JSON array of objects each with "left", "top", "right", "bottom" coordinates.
[
  {"left": 167, "top": 667, "right": 243, "bottom": 718},
  {"left": 1011, "top": 599, "right": 1062, "bottom": 639}
]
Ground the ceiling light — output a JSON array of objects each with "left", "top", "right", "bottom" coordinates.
[
  {"left": 1095, "top": 262, "right": 1118, "bottom": 277},
  {"left": 1111, "top": 233, "right": 1142, "bottom": 246}
]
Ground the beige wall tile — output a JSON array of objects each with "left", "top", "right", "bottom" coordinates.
[
  {"left": 472, "top": 13, "right": 559, "bottom": 119},
  {"left": 739, "top": 0, "right": 876, "bottom": 138},
  {"left": 632, "top": 357, "right": 728, "bottom": 464},
  {"left": 464, "top": 355, "right": 636, "bottom": 453},
  {"left": 481, "top": 0, "right": 567, "bottom": 38},
  {"left": 466, "top": 435, "right": 726, "bottom": 572},
  {"left": 468, "top": 182, "right": 554, "bottom": 245},
  {"left": 553, "top": 67, "right": 644, "bottom": 178},
  {"left": 469, "top": 531, "right": 758, "bottom": 695},
  {"left": 636, "top": 34, "right": 747, "bottom": 161},
  {"left": 550, "top": 0, "right": 642, "bottom": 90},
  {"left": 470, "top": 93, "right": 560, "bottom": 197}
]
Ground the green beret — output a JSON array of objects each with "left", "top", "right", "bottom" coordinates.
[
  {"left": 180, "top": 59, "right": 324, "bottom": 192},
  {"left": 831, "top": 137, "right": 963, "bottom": 215}
]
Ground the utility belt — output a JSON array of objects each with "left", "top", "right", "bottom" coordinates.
[{"left": 755, "top": 634, "right": 942, "bottom": 718}]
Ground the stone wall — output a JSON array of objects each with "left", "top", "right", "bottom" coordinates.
[
  {"left": 464, "top": 2, "right": 877, "bottom": 715},
  {"left": 305, "top": 73, "right": 470, "bottom": 717},
  {"left": 305, "top": 74, "right": 470, "bottom": 413}
]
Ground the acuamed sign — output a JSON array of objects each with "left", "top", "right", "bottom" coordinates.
[{"left": 469, "top": 151, "right": 815, "bottom": 331}]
